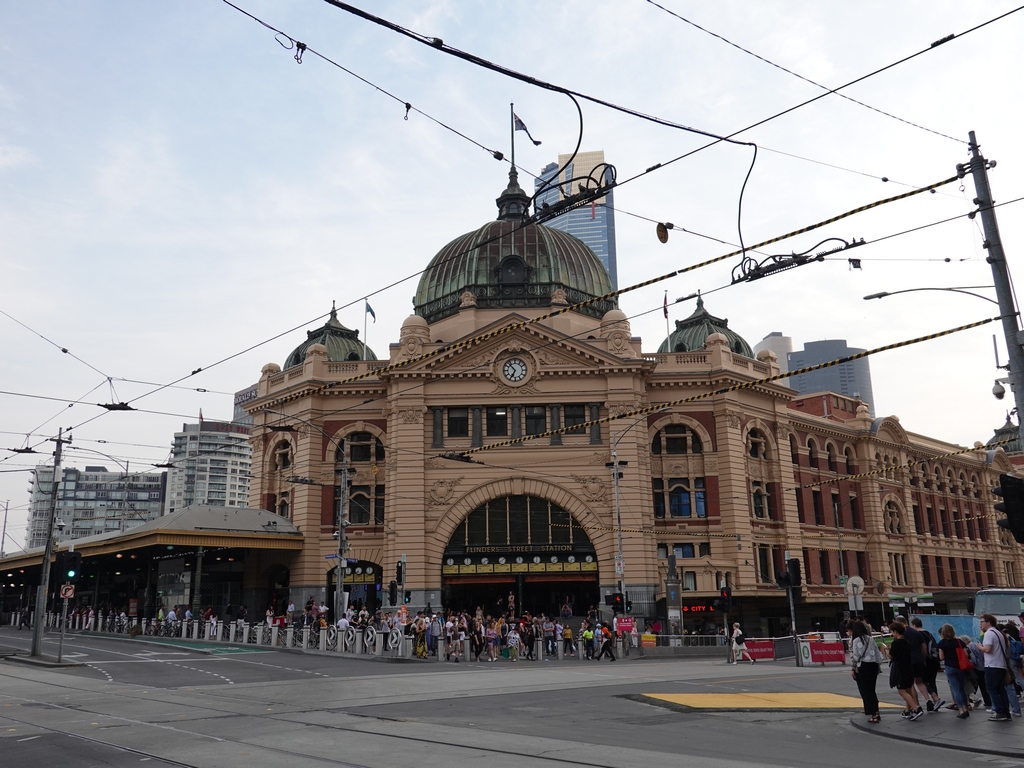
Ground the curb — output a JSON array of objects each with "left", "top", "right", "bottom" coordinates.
[{"left": 849, "top": 715, "right": 1021, "bottom": 758}]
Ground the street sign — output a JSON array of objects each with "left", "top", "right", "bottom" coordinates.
[
  {"left": 59, "top": 584, "right": 74, "bottom": 599},
  {"left": 325, "top": 554, "right": 339, "bottom": 560},
  {"left": 614, "top": 556, "right": 624, "bottom": 575}
]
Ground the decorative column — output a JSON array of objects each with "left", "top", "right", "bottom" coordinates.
[
  {"left": 511, "top": 406, "right": 522, "bottom": 441},
  {"left": 432, "top": 407, "right": 444, "bottom": 448},
  {"left": 471, "top": 406, "right": 483, "bottom": 448},
  {"left": 589, "top": 403, "right": 602, "bottom": 444},
  {"left": 549, "top": 405, "right": 562, "bottom": 446}
]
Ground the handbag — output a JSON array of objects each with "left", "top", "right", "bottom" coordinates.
[
  {"left": 888, "top": 661, "right": 898, "bottom": 689},
  {"left": 955, "top": 641, "right": 973, "bottom": 671}
]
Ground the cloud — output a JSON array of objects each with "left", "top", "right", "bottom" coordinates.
[{"left": 0, "top": 139, "right": 35, "bottom": 170}]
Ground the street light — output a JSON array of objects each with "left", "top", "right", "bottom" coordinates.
[
  {"left": 264, "top": 409, "right": 350, "bottom": 622},
  {"left": 607, "top": 408, "right": 668, "bottom": 615}
]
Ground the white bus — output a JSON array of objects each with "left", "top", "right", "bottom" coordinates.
[{"left": 973, "top": 588, "right": 1024, "bottom": 624}]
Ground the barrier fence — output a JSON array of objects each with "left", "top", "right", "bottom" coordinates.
[{"left": 5, "top": 611, "right": 850, "bottom": 664}]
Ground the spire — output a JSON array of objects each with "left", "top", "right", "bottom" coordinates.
[{"left": 496, "top": 167, "right": 531, "bottom": 221}]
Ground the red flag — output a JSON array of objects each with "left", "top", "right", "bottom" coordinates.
[{"left": 591, "top": 200, "right": 596, "bottom": 219}]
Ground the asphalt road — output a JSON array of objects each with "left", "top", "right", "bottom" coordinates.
[{"left": 2, "top": 627, "right": 1022, "bottom": 768}]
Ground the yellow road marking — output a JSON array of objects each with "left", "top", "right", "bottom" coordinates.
[{"left": 643, "top": 692, "right": 900, "bottom": 709}]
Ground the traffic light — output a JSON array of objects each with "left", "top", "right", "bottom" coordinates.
[
  {"left": 396, "top": 562, "right": 404, "bottom": 584},
  {"left": 776, "top": 571, "right": 791, "bottom": 589},
  {"left": 610, "top": 592, "right": 624, "bottom": 613},
  {"left": 625, "top": 594, "right": 633, "bottom": 614},
  {"left": 66, "top": 551, "right": 82, "bottom": 583},
  {"left": 404, "top": 590, "right": 411, "bottom": 604},
  {"left": 388, "top": 580, "right": 398, "bottom": 606},
  {"left": 53, "top": 551, "right": 67, "bottom": 582},
  {"left": 993, "top": 473, "right": 1024, "bottom": 544},
  {"left": 787, "top": 558, "right": 801, "bottom": 587},
  {"left": 719, "top": 587, "right": 732, "bottom": 612}
]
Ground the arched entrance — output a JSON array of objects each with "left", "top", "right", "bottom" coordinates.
[
  {"left": 327, "top": 559, "right": 381, "bottom": 618},
  {"left": 442, "top": 494, "right": 599, "bottom": 617}
]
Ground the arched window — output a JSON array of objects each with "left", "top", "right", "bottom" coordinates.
[
  {"left": 274, "top": 441, "right": 292, "bottom": 470},
  {"left": 747, "top": 429, "right": 769, "bottom": 459},
  {"left": 277, "top": 491, "right": 290, "bottom": 519},
  {"left": 338, "top": 432, "right": 385, "bottom": 464},
  {"left": 826, "top": 444, "right": 837, "bottom": 473},
  {"left": 789, "top": 435, "right": 799, "bottom": 464},
  {"left": 448, "top": 495, "right": 593, "bottom": 548},
  {"left": 807, "top": 440, "right": 819, "bottom": 469},
  {"left": 884, "top": 501, "right": 904, "bottom": 535},
  {"left": 844, "top": 447, "right": 856, "bottom": 473},
  {"left": 341, "top": 483, "right": 384, "bottom": 526},
  {"left": 651, "top": 424, "right": 703, "bottom": 455}
]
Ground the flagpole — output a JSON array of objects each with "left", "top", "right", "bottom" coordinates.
[
  {"left": 664, "top": 291, "right": 671, "bottom": 348},
  {"left": 362, "top": 302, "right": 368, "bottom": 361},
  {"left": 509, "top": 102, "right": 515, "bottom": 172}
]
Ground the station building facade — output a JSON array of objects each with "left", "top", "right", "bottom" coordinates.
[{"left": 243, "top": 170, "right": 1024, "bottom": 634}]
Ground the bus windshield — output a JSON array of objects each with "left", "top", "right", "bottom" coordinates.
[{"left": 975, "top": 590, "right": 1024, "bottom": 617}]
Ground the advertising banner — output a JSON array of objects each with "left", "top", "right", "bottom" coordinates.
[
  {"left": 745, "top": 639, "right": 774, "bottom": 660},
  {"left": 807, "top": 641, "right": 846, "bottom": 663}
]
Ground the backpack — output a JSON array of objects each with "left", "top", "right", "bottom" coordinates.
[
  {"left": 922, "top": 630, "right": 939, "bottom": 660},
  {"left": 1009, "top": 636, "right": 1024, "bottom": 663}
]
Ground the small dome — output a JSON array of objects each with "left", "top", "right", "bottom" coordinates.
[
  {"left": 658, "top": 297, "right": 754, "bottom": 357},
  {"left": 401, "top": 314, "right": 429, "bottom": 332},
  {"left": 284, "top": 306, "right": 377, "bottom": 368},
  {"left": 413, "top": 169, "right": 616, "bottom": 324},
  {"left": 988, "top": 414, "right": 1021, "bottom": 454}
]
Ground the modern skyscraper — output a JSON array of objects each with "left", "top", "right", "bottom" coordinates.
[
  {"left": 165, "top": 419, "right": 251, "bottom": 515},
  {"left": 787, "top": 339, "right": 876, "bottom": 417},
  {"left": 27, "top": 465, "right": 167, "bottom": 548},
  {"left": 534, "top": 150, "right": 618, "bottom": 287},
  {"left": 754, "top": 332, "right": 793, "bottom": 388}
]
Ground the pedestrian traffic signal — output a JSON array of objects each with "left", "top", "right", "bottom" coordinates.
[
  {"left": 993, "top": 473, "right": 1024, "bottom": 544},
  {"left": 53, "top": 551, "right": 68, "bottom": 581},
  {"left": 787, "top": 558, "right": 802, "bottom": 587},
  {"left": 388, "top": 580, "right": 398, "bottom": 605},
  {"left": 610, "top": 592, "right": 624, "bottom": 613},
  {"left": 395, "top": 562, "right": 404, "bottom": 583},
  {"left": 66, "top": 551, "right": 82, "bottom": 583},
  {"left": 625, "top": 595, "right": 633, "bottom": 614},
  {"left": 776, "top": 571, "right": 791, "bottom": 588},
  {"left": 404, "top": 590, "right": 411, "bottom": 604},
  {"left": 719, "top": 587, "right": 732, "bottom": 612}
]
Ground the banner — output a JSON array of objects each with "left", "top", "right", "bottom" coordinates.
[
  {"left": 807, "top": 641, "right": 846, "bottom": 663},
  {"left": 745, "top": 639, "right": 774, "bottom": 660}
]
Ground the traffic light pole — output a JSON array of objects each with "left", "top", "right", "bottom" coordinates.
[
  {"left": 31, "top": 428, "right": 65, "bottom": 658},
  {"left": 335, "top": 438, "right": 349, "bottom": 623},
  {"left": 965, "top": 131, "right": 1024, "bottom": 449},
  {"left": 787, "top": 584, "right": 801, "bottom": 667}
]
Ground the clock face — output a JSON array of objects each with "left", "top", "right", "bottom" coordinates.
[{"left": 502, "top": 357, "right": 528, "bottom": 382}]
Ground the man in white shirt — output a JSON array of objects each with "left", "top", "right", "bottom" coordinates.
[
  {"left": 166, "top": 607, "right": 177, "bottom": 623},
  {"left": 184, "top": 607, "right": 193, "bottom": 621},
  {"left": 979, "top": 613, "right": 1011, "bottom": 721}
]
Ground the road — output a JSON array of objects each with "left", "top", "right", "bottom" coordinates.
[{"left": 0, "top": 627, "right": 1019, "bottom": 768}]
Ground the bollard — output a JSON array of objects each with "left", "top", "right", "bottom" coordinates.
[
  {"left": 319, "top": 627, "right": 328, "bottom": 651},
  {"left": 284, "top": 627, "right": 294, "bottom": 647},
  {"left": 557, "top": 636, "right": 564, "bottom": 661},
  {"left": 374, "top": 632, "right": 384, "bottom": 656},
  {"left": 436, "top": 636, "right": 445, "bottom": 662},
  {"left": 354, "top": 631, "right": 363, "bottom": 655},
  {"left": 301, "top": 627, "right": 310, "bottom": 649},
  {"left": 534, "top": 638, "right": 543, "bottom": 661}
]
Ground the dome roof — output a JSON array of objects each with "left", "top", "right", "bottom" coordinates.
[
  {"left": 284, "top": 306, "right": 377, "bottom": 368},
  {"left": 413, "top": 169, "right": 616, "bottom": 324},
  {"left": 988, "top": 414, "right": 1021, "bottom": 454},
  {"left": 658, "top": 296, "right": 753, "bottom": 357}
]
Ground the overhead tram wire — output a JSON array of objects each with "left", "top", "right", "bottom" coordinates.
[
  {"left": 457, "top": 314, "right": 1005, "bottom": 457},
  {"left": 0, "top": 308, "right": 111, "bottom": 379},
  {"left": 645, "top": 0, "right": 963, "bottom": 144},
  {"left": 255, "top": 172, "right": 961, "bottom": 412}
]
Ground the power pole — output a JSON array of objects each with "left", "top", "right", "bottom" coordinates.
[
  {"left": 0, "top": 499, "right": 8, "bottom": 558},
  {"left": 964, "top": 131, "right": 1024, "bottom": 447},
  {"left": 335, "top": 438, "right": 349, "bottom": 622},
  {"left": 31, "top": 428, "right": 67, "bottom": 657}
]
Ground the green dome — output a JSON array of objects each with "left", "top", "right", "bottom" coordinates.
[
  {"left": 658, "top": 297, "right": 753, "bottom": 357},
  {"left": 413, "top": 170, "right": 616, "bottom": 324},
  {"left": 285, "top": 306, "right": 377, "bottom": 368}
]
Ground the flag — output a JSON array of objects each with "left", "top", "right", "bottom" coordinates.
[
  {"left": 513, "top": 113, "right": 542, "bottom": 146},
  {"left": 663, "top": 292, "right": 669, "bottom": 319},
  {"left": 591, "top": 200, "right": 596, "bottom": 220},
  {"left": 199, "top": 408, "right": 204, "bottom": 423},
  {"left": 365, "top": 301, "right": 376, "bottom": 322}
]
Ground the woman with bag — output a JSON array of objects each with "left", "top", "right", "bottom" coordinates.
[
  {"left": 937, "top": 623, "right": 971, "bottom": 718},
  {"left": 848, "top": 621, "right": 885, "bottom": 723},
  {"left": 884, "top": 621, "right": 922, "bottom": 720}
]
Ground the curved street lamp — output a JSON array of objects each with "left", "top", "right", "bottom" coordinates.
[{"left": 863, "top": 285, "right": 997, "bottom": 304}]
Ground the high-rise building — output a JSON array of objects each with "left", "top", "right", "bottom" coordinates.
[
  {"left": 165, "top": 420, "right": 251, "bottom": 515},
  {"left": 27, "top": 465, "right": 166, "bottom": 549},
  {"left": 534, "top": 150, "right": 618, "bottom": 287},
  {"left": 753, "top": 332, "right": 793, "bottom": 388},
  {"left": 787, "top": 339, "right": 876, "bottom": 417},
  {"left": 233, "top": 384, "right": 258, "bottom": 426}
]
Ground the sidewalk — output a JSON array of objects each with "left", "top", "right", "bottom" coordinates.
[{"left": 852, "top": 710, "right": 1021, "bottom": 758}]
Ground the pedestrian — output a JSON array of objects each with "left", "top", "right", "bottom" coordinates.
[
  {"left": 896, "top": 618, "right": 930, "bottom": 711},
  {"left": 962, "top": 634, "right": 989, "bottom": 709},
  {"left": 562, "top": 623, "right": 574, "bottom": 657},
  {"left": 979, "top": 614, "right": 1012, "bottom": 721},
  {"left": 582, "top": 624, "right": 595, "bottom": 660},
  {"left": 884, "top": 621, "right": 922, "bottom": 720},
  {"left": 848, "top": 620, "right": 886, "bottom": 723},
  {"left": 731, "top": 623, "right": 754, "bottom": 665},
  {"left": 936, "top": 623, "right": 971, "bottom": 718},
  {"left": 507, "top": 625, "right": 521, "bottom": 662},
  {"left": 597, "top": 623, "right": 616, "bottom": 661},
  {"left": 909, "top": 618, "right": 944, "bottom": 712}
]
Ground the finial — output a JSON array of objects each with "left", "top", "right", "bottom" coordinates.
[{"left": 330, "top": 300, "right": 338, "bottom": 320}]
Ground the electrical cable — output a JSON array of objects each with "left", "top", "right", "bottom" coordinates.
[
  {"left": 258, "top": 172, "right": 960, "bottom": 410},
  {"left": 645, "top": 0, "right": 964, "bottom": 143},
  {"left": 0, "top": 308, "right": 111, "bottom": 379},
  {"left": 460, "top": 313, "right": 1003, "bottom": 455}
]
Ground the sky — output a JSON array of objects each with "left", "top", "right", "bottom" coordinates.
[{"left": 2, "top": 1, "right": 1024, "bottom": 550}]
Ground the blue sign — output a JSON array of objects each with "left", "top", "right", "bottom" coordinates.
[{"left": 325, "top": 554, "right": 339, "bottom": 560}]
